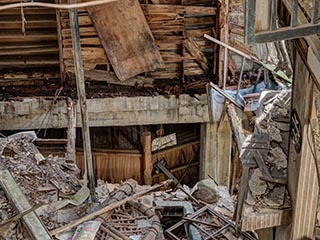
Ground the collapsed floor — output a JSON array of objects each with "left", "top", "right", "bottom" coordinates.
[
  {"left": 0, "top": 131, "right": 256, "bottom": 240},
  {"left": 0, "top": 87, "right": 294, "bottom": 240}
]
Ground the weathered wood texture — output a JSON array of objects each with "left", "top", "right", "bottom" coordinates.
[
  {"left": 76, "top": 150, "right": 142, "bottom": 183},
  {"left": 288, "top": 50, "right": 319, "bottom": 239},
  {"left": 152, "top": 141, "right": 200, "bottom": 185},
  {"left": 58, "top": 0, "right": 217, "bottom": 80},
  {"left": 199, "top": 123, "right": 217, "bottom": 180},
  {"left": 65, "top": 98, "right": 76, "bottom": 163},
  {"left": 0, "top": 94, "right": 209, "bottom": 130},
  {"left": 0, "top": 0, "right": 59, "bottom": 70},
  {"left": 217, "top": 114, "right": 232, "bottom": 187},
  {"left": 0, "top": 167, "right": 52, "bottom": 240},
  {"left": 87, "top": 0, "right": 163, "bottom": 81},
  {"left": 69, "top": 1, "right": 95, "bottom": 200},
  {"left": 142, "top": 132, "right": 152, "bottom": 185}
]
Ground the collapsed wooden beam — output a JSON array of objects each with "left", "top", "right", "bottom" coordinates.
[{"left": 0, "top": 166, "right": 52, "bottom": 240}]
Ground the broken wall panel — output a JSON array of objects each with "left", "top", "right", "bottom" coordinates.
[
  {"left": 76, "top": 150, "right": 142, "bottom": 183},
  {"left": 87, "top": 0, "right": 164, "bottom": 81},
  {"left": 59, "top": 1, "right": 217, "bottom": 81}
]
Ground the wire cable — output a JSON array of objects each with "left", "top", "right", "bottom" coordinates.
[{"left": 0, "top": 0, "right": 117, "bottom": 11}]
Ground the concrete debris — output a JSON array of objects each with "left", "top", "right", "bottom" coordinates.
[
  {"left": 245, "top": 90, "right": 291, "bottom": 209},
  {"left": 192, "top": 179, "right": 220, "bottom": 203},
  {"left": 249, "top": 169, "right": 268, "bottom": 197},
  {"left": 0, "top": 131, "right": 256, "bottom": 240},
  {"left": 267, "top": 147, "right": 288, "bottom": 169}
]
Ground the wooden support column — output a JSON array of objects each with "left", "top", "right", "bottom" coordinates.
[
  {"left": 288, "top": 50, "right": 319, "bottom": 239},
  {"left": 142, "top": 132, "right": 152, "bottom": 185},
  {"left": 200, "top": 123, "right": 217, "bottom": 180},
  {"left": 218, "top": 0, "right": 229, "bottom": 87},
  {"left": 217, "top": 114, "right": 232, "bottom": 187},
  {"left": 69, "top": 1, "right": 96, "bottom": 201},
  {"left": 66, "top": 97, "right": 76, "bottom": 163}
]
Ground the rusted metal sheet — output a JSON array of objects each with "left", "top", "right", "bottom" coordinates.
[{"left": 87, "top": 0, "right": 164, "bottom": 81}]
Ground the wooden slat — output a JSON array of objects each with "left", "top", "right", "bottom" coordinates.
[
  {"left": 87, "top": 0, "right": 164, "bottom": 81},
  {"left": 0, "top": 20, "right": 57, "bottom": 29},
  {"left": 140, "top": 4, "right": 217, "bottom": 15},
  {"left": 0, "top": 47, "right": 58, "bottom": 56},
  {"left": 0, "top": 34, "right": 57, "bottom": 42}
]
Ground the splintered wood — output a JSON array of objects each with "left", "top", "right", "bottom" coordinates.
[
  {"left": 87, "top": 0, "right": 164, "bottom": 81},
  {"left": 58, "top": 0, "right": 216, "bottom": 83}
]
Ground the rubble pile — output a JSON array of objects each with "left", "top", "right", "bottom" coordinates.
[
  {"left": 244, "top": 90, "right": 291, "bottom": 209},
  {"left": 0, "top": 131, "right": 257, "bottom": 239}
]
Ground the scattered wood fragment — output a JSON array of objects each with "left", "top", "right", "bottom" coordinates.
[
  {"left": 51, "top": 180, "right": 172, "bottom": 236},
  {"left": 68, "top": 69, "right": 154, "bottom": 87}
]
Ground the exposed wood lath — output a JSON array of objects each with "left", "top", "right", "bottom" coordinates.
[
  {"left": 58, "top": 0, "right": 217, "bottom": 81},
  {"left": 0, "top": 0, "right": 60, "bottom": 72}
]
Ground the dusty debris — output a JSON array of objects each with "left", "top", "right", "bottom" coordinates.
[
  {"left": 192, "top": 179, "right": 220, "bottom": 204},
  {"left": 0, "top": 131, "right": 256, "bottom": 240},
  {"left": 248, "top": 169, "right": 268, "bottom": 197},
  {"left": 242, "top": 90, "right": 292, "bottom": 208}
]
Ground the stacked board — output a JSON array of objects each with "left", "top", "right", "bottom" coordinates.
[
  {"left": 58, "top": 0, "right": 217, "bottom": 81},
  {"left": 0, "top": 0, "right": 59, "bottom": 71}
]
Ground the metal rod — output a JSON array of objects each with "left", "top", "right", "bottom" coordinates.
[
  {"left": 235, "top": 57, "right": 245, "bottom": 103},
  {"left": 204, "top": 34, "right": 253, "bottom": 60},
  {"left": 270, "top": 0, "right": 278, "bottom": 30},
  {"left": 291, "top": 0, "right": 299, "bottom": 27},
  {"left": 209, "top": 82, "right": 243, "bottom": 110},
  {"left": 313, "top": 0, "right": 319, "bottom": 24},
  {"left": 223, "top": 47, "right": 228, "bottom": 91},
  {"left": 69, "top": 0, "right": 96, "bottom": 202}
]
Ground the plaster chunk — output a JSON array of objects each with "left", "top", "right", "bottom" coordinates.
[
  {"left": 268, "top": 147, "right": 287, "bottom": 169},
  {"left": 263, "top": 186, "right": 285, "bottom": 207},
  {"left": 249, "top": 169, "right": 268, "bottom": 197}
]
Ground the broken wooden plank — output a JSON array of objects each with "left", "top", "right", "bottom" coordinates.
[
  {"left": 184, "top": 37, "right": 208, "bottom": 72},
  {"left": 68, "top": 68, "right": 154, "bottom": 86},
  {"left": 142, "top": 132, "right": 152, "bottom": 185},
  {"left": 66, "top": 97, "right": 77, "bottom": 163},
  {"left": 87, "top": 0, "right": 164, "bottom": 81},
  {"left": 0, "top": 165, "right": 52, "bottom": 240}
]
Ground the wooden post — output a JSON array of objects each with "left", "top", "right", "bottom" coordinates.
[
  {"left": 69, "top": 1, "right": 96, "bottom": 201},
  {"left": 200, "top": 123, "right": 217, "bottom": 180},
  {"left": 142, "top": 132, "right": 152, "bottom": 185},
  {"left": 218, "top": 0, "right": 229, "bottom": 87},
  {"left": 66, "top": 97, "right": 76, "bottom": 163},
  {"left": 217, "top": 114, "right": 232, "bottom": 187}
]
